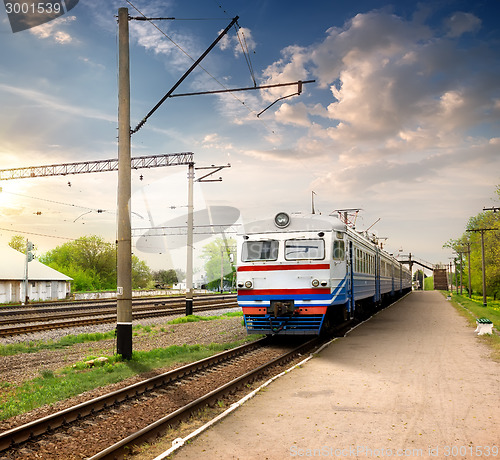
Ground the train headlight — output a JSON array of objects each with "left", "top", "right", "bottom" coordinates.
[
  {"left": 311, "top": 279, "right": 320, "bottom": 287},
  {"left": 274, "top": 212, "right": 290, "bottom": 228},
  {"left": 244, "top": 280, "right": 253, "bottom": 288}
]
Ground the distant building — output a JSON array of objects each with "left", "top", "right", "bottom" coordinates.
[{"left": 0, "top": 246, "right": 72, "bottom": 303}]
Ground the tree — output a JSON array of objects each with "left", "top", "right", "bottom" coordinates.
[
  {"left": 8, "top": 235, "right": 36, "bottom": 255},
  {"left": 412, "top": 270, "right": 426, "bottom": 290},
  {"left": 444, "top": 186, "right": 500, "bottom": 298},
  {"left": 40, "top": 235, "right": 152, "bottom": 291},
  {"left": 201, "top": 237, "right": 236, "bottom": 291},
  {"left": 153, "top": 269, "right": 179, "bottom": 287},
  {"left": 132, "top": 256, "right": 152, "bottom": 289}
]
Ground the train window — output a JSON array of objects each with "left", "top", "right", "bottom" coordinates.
[
  {"left": 285, "top": 239, "right": 325, "bottom": 260},
  {"left": 333, "top": 240, "right": 345, "bottom": 260},
  {"left": 242, "top": 240, "right": 279, "bottom": 261}
]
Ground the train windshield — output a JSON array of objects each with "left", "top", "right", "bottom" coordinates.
[
  {"left": 285, "top": 239, "right": 325, "bottom": 260},
  {"left": 242, "top": 240, "right": 279, "bottom": 261}
]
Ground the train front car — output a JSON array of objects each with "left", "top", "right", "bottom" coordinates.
[{"left": 237, "top": 212, "right": 348, "bottom": 335}]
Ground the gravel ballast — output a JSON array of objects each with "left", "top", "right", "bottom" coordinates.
[{"left": 0, "top": 308, "right": 245, "bottom": 387}]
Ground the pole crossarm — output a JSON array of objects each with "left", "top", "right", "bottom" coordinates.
[
  {"left": 0, "top": 153, "right": 194, "bottom": 180},
  {"left": 169, "top": 80, "right": 316, "bottom": 98}
]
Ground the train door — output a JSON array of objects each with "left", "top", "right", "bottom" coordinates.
[
  {"left": 348, "top": 240, "right": 355, "bottom": 319},
  {"left": 391, "top": 263, "right": 395, "bottom": 296},
  {"left": 375, "top": 248, "right": 381, "bottom": 304}
]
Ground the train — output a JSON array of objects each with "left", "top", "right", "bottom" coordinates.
[{"left": 236, "top": 212, "right": 412, "bottom": 335}]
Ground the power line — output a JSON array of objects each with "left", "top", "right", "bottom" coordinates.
[
  {"left": 124, "top": 3, "right": 271, "bottom": 129},
  {"left": 0, "top": 226, "right": 77, "bottom": 240},
  {"left": 132, "top": 16, "right": 239, "bottom": 134},
  {"left": 235, "top": 24, "right": 256, "bottom": 86},
  {"left": 1, "top": 190, "right": 112, "bottom": 214}
]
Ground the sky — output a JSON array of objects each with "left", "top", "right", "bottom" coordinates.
[{"left": 0, "top": 0, "right": 499, "bottom": 277}]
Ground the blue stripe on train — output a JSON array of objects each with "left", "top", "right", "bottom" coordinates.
[{"left": 244, "top": 314, "right": 325, "bottom": 335}]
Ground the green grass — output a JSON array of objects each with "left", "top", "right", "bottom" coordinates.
[
  {"left": 445, "top": 292, "right": 500, "bottom": 362},
  {"left": 0, "top": 312, "right": 243, "bottom": 357},
  {"left": 167, "top": 311, "right": 242, "bottom": 325},
  {"left": 0, "top": 337, "right": 254, "bottom": 421},
  {"left": 0, "top": 331, "right": 117, "bottom": 356},
  {"left": 0, "top": 311, "right": 248, "bottom": 420},
  {"left": 447, "top": 293, "right": 500, "bottom": 325}
]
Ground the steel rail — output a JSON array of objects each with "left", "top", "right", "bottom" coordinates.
[
  {"left": 88, "top": 337, "right": 319, "bottom": 459},
  {"left": 0, "top": 338, "right": 269, "bottom": 452},
  {"left": 0, "top": 294, "right": 237, "bottom": 315},
  {"left": 0, "top": 302, "right": 237, "bottom": 337},
  {"left": 0, "top": 298, "right": 236, "bottom": 325}
]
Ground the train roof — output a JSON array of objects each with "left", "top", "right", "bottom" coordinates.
[{"left": 239, "top": 212, "right": 347, "bottom": 235}]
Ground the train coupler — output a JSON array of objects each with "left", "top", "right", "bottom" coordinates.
[{"left": 268, "top": 300, "right": 296, "bottom": 318}]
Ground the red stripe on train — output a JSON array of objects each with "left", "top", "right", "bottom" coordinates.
[
  {"left": 238, "top": 288, "right": 330, "bottom": 296},
  {"left": 237, "top": 264, "right": 330, "bottom": 272},
  {"left": 242, "top": 306, "right": 328, "bottom": 315}
]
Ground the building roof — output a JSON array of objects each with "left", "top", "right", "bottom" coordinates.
[{"left": 0, "top": 246, "right": 72, "bottom": 281}]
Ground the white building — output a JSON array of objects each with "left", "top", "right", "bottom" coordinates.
[{"left": 0, "top": 246, "right": 72, "bottom": 303}]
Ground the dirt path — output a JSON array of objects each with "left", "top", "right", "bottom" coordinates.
[{"left": 172, "top": 291, "right": 500, "bottom": 459}]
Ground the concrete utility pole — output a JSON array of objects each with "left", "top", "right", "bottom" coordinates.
[
  {"left": 117, "top": 7, "right": 132, "bottom": 359},
  {"left": 185, "top": 162, "right": 194, "bottom": 316},
  {"left": 480, "top": 230, "right": 487, "bottom": 307},
  {"left": 467, "top": 228, "right": 496, "bottom": 307},
  {"left": 466, "top": 243, "right": 472, "bottom": 298}
]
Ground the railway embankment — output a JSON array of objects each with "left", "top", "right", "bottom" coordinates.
[{"left": 0, "top": 310, "right": 248, "bottom": 425}]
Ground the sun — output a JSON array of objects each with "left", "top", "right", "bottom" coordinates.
[{"left": 0, "top": 182, "right": 28, "bottom": 212}]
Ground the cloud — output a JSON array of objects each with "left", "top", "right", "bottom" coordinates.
[
  {"left": 274, "top": 102, "right": 311, "bottom": 127},
  {"left": 0, "top": 83, "right": 115, "bottom": 122},
  {"left": 255, "top": 8, "right": 499, "bottom": 156},
  {"left": 218, "top": 26, "right": 256, "bottom": 57},
  {"left": 444, "top": 12, "right": 481, "bottom": 38},
  {"left": 199, "top": 133, "right": 233, "bottom": 151},
  {"left": 130, "top": 21, "right": 198, "bottom": 71},
  {"left": 29, "top": 15, "right": 77, "bottom": 44}
]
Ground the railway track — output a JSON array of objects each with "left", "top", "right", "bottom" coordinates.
[
  {"left": 0, "top": 295, "right": 237, "bottom": 337},
  {"left": 0, "top": 336, "right": 320, "bottom": 459}
]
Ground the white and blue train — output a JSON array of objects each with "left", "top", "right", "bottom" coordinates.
[{"left": 237, "top": 212, "right": 412, "bottom": 335}]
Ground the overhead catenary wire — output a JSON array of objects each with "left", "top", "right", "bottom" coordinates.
[
  {"left": 124, "top": 1, "right": 248, "bottom": 109},
  {"left": 131, "top": 15, "right": 240, "bottom": 133},
  {"left": 0, "top": 226, "right": 77, "bottom": 240},
  {"left": 235, "top": 23, "right": 256, "bottom": 87},
  {"left": 2, "top": 190, "right": 111, "bottom": 214},
  {"left": 124, "top": 1, "right": 273, "bottom": 130}
]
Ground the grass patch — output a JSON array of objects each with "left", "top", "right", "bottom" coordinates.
[
  {"left": 0, "top": 337, "right": 254, "bottom": 421},
  {"left": 0, "top": 312, "right": 244, "bottom": 357},
  {"left": 445, "top": 292, "right": 500, "bottom": 362},
  {"left": 167, "top": 311, "right": 242, "bottom": 325},
  {"left": 447, "top": 293, "right": 500, "bottom": 325},
  {"left": 0, "top": 330, "right": 117, "bottom": 357}
]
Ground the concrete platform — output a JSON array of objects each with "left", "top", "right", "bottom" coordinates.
[{"left": 172, "top": 291, "right": 500, "bottom": 459}]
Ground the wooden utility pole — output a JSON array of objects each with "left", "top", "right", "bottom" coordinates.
[{"left": 117, "top": 7, "right": 132, "bottom": 359}]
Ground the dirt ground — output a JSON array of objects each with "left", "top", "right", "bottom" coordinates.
[{"left": 171, "top": 291, "right": 500, "bottom": 459}]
